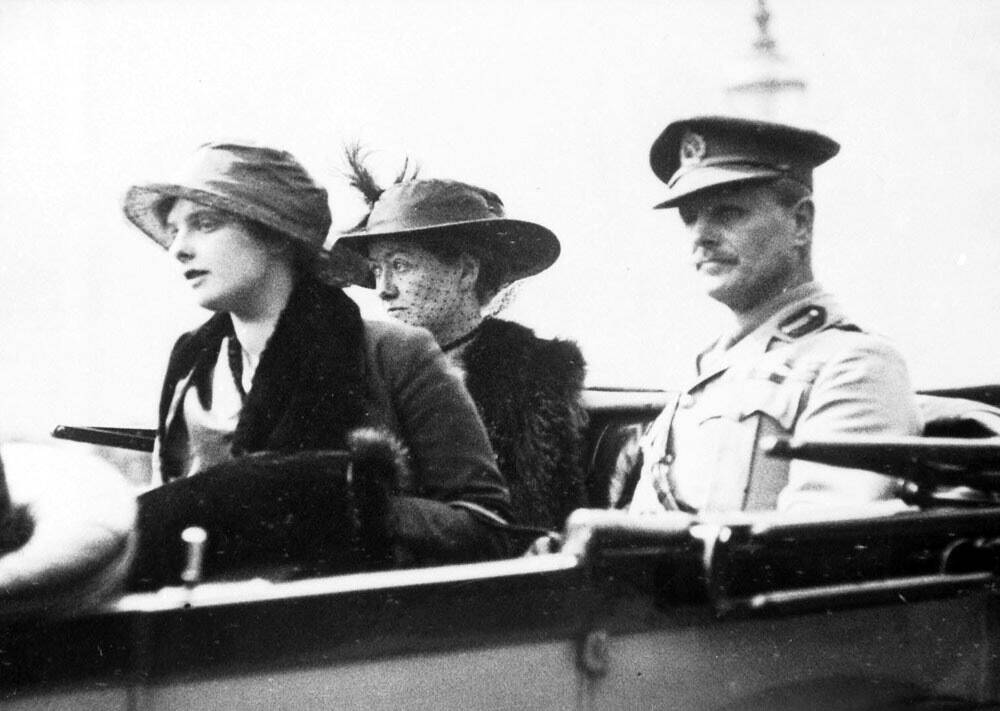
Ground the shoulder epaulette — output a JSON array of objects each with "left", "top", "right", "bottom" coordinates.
[{"left": 778, "top": 305, "right": 827, "bottom": 338}]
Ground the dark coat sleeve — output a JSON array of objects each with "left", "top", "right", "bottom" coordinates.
[{"left": 367, "top": 321, "right": 514, "bottom": 563}]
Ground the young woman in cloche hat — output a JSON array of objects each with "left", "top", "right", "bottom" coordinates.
[{"left": 122, "top": 141, "right": 512, "bottom": 583}]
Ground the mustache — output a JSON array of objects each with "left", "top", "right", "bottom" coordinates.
[{"left": 690, "top": 251, "right": 737, "bottom": 268}]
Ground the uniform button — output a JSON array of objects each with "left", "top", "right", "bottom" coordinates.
[{"left": 663, "top": 453, "right": 675, "bottom": 464}]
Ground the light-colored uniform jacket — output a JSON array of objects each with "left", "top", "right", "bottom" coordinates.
[{"left": 630, "top": 283, "right": 922, "bottom": 513}]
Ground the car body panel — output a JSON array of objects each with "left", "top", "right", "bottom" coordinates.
[{"left": 5, "top": 386, "right": 1000, "bottom": 709}]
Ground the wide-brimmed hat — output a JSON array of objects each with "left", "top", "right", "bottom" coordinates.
[
  {"left": 335, "top": 179, "right": 561, "bottom": 289},
  {"left": 123, "top": 141, "right": 370, "bottom": 286},
  {"left": 649, "top": 116, "right": 840, "bottom": 208}
]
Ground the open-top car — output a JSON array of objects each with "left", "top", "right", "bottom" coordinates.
[{"left": 3, "top": 386, "right": 1000, "bottom": 710}]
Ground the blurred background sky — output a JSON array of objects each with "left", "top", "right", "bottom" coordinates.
[{"left": 1, "top": 0, "right": 999, "bottom": 439}]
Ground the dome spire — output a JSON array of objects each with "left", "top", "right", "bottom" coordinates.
[
  {"left": 753, "top": 0, "right": 776, "bottom": 55},
  {"left": 725, "top": 0, "right": 807, "bottom": 121}
]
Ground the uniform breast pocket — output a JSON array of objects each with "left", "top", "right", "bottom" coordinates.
[{"left": 735, "top": 378, "right": 809, "bottom": 432}]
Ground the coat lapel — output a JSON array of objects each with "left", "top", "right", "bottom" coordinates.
[
  {"left": 159, "top": 278, "right": 368, "bottom": 468},
  {"left": 158, "top": 313, "right": 230, "bottom": 445}
]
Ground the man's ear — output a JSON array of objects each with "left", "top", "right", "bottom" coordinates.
[
  {"left": 792, "top": 197, "right": 815, "bottom": 247},
  {"left": 459, "top": 253, "right": 480, "bottom": 294}
]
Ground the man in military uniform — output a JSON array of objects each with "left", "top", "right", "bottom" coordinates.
[{"left": 629, "top": 116, "right": 922, "bottom": 514}]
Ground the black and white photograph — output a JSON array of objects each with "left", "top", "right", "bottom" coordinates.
[{"left": 1, "top": 1, "right": 999, "bottom": 708}]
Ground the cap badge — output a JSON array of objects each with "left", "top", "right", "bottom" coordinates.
[{"left": 679, "top": 131, "right": 707, "bottom": 166}]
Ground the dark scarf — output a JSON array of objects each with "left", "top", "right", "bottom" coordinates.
[{"left": 158, "top": 278, "right": 368, "bottom": 473}]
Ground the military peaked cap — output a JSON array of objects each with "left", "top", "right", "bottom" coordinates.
[{"left": 649, "top": 116, "right": 840, "bottom": 208}]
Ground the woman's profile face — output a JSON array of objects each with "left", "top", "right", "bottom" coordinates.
[
  {"left": 369, "top": 239, "right": 471, "bottom": 338},
  {"left": 164, "top": 198, "right": 279, "bottom": 315}
]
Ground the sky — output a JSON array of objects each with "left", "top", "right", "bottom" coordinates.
[{"left": 1, "top": 0, "right": 999, "bottom": 438}]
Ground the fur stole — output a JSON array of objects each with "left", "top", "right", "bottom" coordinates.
[
  {"left": 157, "top": 278, "right": 368, "bottom": 474},
  {"left": 460, "top": 318, "right": 587, "bottom": 530}
]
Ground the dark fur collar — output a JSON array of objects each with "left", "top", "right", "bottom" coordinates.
[
  {"left": 460, "top": 318, "right": 587, "bottom": 529},
  {"left": 462, "top": 318, "right": 586, "bottom": 401},
  {"left": 159, "top": 278, "right": 367, "bottom": 459}
]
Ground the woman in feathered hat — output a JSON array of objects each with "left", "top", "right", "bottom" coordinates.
[
  {"left": 122, "top": 141, "right": 512, "bottom": 583},
  {"left": 337, "top": 150, "right": 588, "bottom": 536}
]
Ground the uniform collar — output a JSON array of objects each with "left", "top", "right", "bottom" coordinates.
[
  {"left": 750, "top": 281, "right": 846, "bottom": 345},
  {"left": 694, "top": 282, "right": 846, "bottom": 380}
]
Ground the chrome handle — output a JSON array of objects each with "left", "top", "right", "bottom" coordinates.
[{"left": 180, "top": 526, "right": 207, "bottom": 587}]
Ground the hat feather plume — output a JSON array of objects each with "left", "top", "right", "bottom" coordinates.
[
  {"left": 342, "top": 142, "right": 420, "bottom": 213},
  {"left": 393, "top": 156, "right": 419, "bottom": 185},
  {"left": 343, "top": 142, "right": 385, "bottom": 208}
]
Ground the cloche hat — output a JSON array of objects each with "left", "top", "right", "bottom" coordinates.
[{"left": 123, "top": 141, "right": 370, "bottom": 286}]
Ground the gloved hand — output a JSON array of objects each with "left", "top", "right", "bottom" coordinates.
[{"left": 129, "top": 429, "right": 409, "bottom": 591}]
